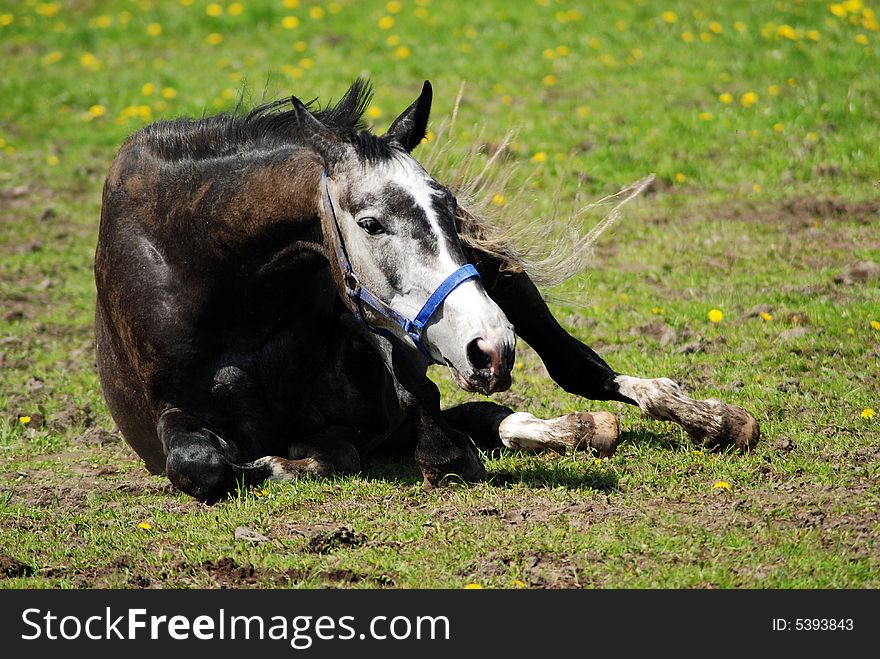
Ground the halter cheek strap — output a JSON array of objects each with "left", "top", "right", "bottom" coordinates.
[{"left": 321, "top": 170, "right": 480, "bottom": 363}]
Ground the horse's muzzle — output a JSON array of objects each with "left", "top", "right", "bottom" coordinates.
[{"left": 458, "top": 335, "right": 514, "bottom": 394}]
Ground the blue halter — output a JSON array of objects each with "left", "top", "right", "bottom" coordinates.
[{"left": 321, "top": 170, "right": 480, "bottom": 363}]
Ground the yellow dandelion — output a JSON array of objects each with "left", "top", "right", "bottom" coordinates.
[
  {"left": 424, "top": 131, "right": 433, "bottom": 142},
  {"left": 228, "top": 3, "right": 244, "bottom": 16},
  {"left": 532, "top": 151, "right": 547, "bottom": 163},
  {"left": 707, "top": 309, "right": 724, "bottom": 323},
  {"left": 700, "top": 32, "right": 713, "bottom": 42},
  {"left": 93, "top": 15, "right": 113, "bottom": 28},
  {"left": 36, "top": 3, "right": 62, "bottom": 18},
  {"left": 378, "top": 15, "right": 394, "bottom": 29},
  {"left": 309, "top": 6, "right": 325, "bottom": 19},
  {"left": 556, "top": 45, "right": 570, "bottom": 57},
  {"left": 777, "top": 24, "right": 798, "bottom": 40},
  {"left": 393, "top": 45, "right": 411, "bottom": 59},
  {"left": 847, "top": 327, "right": 855, "bottom": 334},
  {"left": 492, "top": 193, "right": 506, "bottom": 206},
  {"left": 719, "top": 92, "right": 733, "bottom": 104},
  {"left": 88, "top": 104, "right": 107, "bottom": 118},
  {"left": 830, "top": 3, "right": 847, "bottom": 18},
  {"left": 699, "top": 111, "right": 713, "bottom": 121},
  {"left": 713, "top": 481, "right": 730, "bottom": 490},
  {"left": 283, "top": 16, "right": 300, "bottom": 29},
  {"left": 807, "top": 30, "right": 821, "bottom": 41},
  {"left": 741, "top": 91, "right": 758, "bottom": 108},
  {"left": 652, "top": 306, "right": 664, "bottom": 314},
  {"left": 855, "top": 33, "right": 869, "bottom": 44},
  {"left": 161, "top": 87, "right": 177, "bottom": 99},
  {"left": 366, "top": 106, "right": 383, "bottom": 119},
  {"left": 675, "top": 172, "right": 686, "bottom": 183},
  {"left": 542, "top": 74, "right": 557, "bottom": 86},
  {"left": 753, "top": 183, "right": 762, "bottom": 193},
  {"left": 773, "top": 123, "right": 784, "bottom": 133},
  {"left": 147, "top": 22, "right": 162, "bottom": 36},
  {"left": 542, "top": 48, "right": 556, "bottom": 59},
  {"left": 501, "top": 94, "right": 512, "bottom": 105},
  {"left": 735, "top": 21, "right": 747, "bottom": 32},
  {"left": 180, "top": 0, "right": 194, "bottom": 5},
  {"left": 386, "top": 0, "right": 402, "bottom": 13},
  {"left": 0, "top": 14, "right": 14, "bottom": 27},
  {"left": 681, "top": 30, "right": 694, "bottom": 42},
  {"left": 284, "top": 0, "right": 300, "bottom": 7},
  {"left": 693, "top": 450, "right": 702, "bottom": 455},
  {"left": 19, "top": 415, "right": 31, "bottom": 425},
  {"left": 511, "top": 579, "right": 526, "bottom": 588},
  {"left": 80, "top": 52, "right": 101, "bottom": 70},
  {"left": 709, "top": 21, "right": 723, "bottom": 34},
  {"left": 207, "top": 33, "right": 223, "bottom": 45},
  {"left": 43, "top": 51, "right": 63, "bottom": 65},
  {"left": 386, "top": 34, "right": 400, "bottom": 46},
  {"left": 47, "top": 155, "right": 59, "bottom": 166},
  {"left": 515, "top": 362, "right": 524, "bottom": 371},
  {"left": 768, "top": 84, "right": 780, "bottom": 96},
  {"left": 860, "top": 408, "right": 875, "bottom": 419},
  {"left": 299, "top": 57, "right": 314, "bottom": 69},
  {"left": 137, "top": 522, "right": 153, "bottom": 530},
  {"left": 206, "top": 3, "right": 223, "bottom": 17},
  {"left": 464, "top": 583, "right": 483, "bottom": 589},
  {"left": 142, "top": 83, "right": 155, "bottom": 96},
  {"left": 661, "top": 11, "right": 678, "bottom": 24},
  {"left": 293, "top": 40, "right": 308, "bottom": 52},
  {"left": 760, "top": 312, "right": 773, "bottom": 321},
  {"left": 576, "top": 105, "right": 591, "bottom": 117},
  {"left": 870, "top": 320, "right": 880, "bottom": 330}
]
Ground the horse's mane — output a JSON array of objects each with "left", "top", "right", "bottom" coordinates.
[
  {"left": 129, "top": 78, "right": 396, "bottom": 163},
  {"left": 426, "top": 84, "right": 655, "bottom": 289}
]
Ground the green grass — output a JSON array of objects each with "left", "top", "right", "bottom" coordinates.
[{"left": 1, "top": 0, "right": 879, "bottom": 589}]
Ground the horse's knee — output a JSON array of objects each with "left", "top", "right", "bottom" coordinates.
[{"left": 166, "top": 439, "right": 235, "bottom": 502}]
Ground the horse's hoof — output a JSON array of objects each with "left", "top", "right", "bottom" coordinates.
[
  {"left": 419, "top": 449, "right": 487, "bottom": 491},
  {"left": 687, "top": 401, "right": 761, "bottom": 452},
  {"left": 570, "top": 411, "right": 620, "bottom": 457}
]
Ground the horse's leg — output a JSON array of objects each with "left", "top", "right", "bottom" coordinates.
[
  {"left": 365, "top": 332, "right": 486, "bottom": 488},
  {"left": 158, "top": 409, "right": 359, "bottom": 502},
  {"left": 474, "top": 264, "right": 760, "bottom": 451},
  {"left": 443, "top": 401, "right": 620, "bottom": 457}
]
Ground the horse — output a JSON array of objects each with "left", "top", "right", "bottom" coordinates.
[{"left": 94, "top": 79, "right": 760, "bottom": 502}]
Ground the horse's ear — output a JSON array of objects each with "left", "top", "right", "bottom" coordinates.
[
  {"left": 290, "top": 95, "right": 337, "bottom": 161},
  {"left": 384, "top": 80, "right": 432, "bottom": 152}
]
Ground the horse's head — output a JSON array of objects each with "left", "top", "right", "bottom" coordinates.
[{"left": 294, "top": 81, "right": 515, "bottom": 395}]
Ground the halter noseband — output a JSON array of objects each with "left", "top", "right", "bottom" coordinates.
[{"left": 321, "top": 169, "right": 480, "bottom": 363}]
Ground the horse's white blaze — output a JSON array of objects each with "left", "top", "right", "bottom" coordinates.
[{"left": 384, "top": 158, "right": 509, "bottom": 357}]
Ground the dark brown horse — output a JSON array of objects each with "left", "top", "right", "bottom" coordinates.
[{"left": 94, "top": 79, "right": 759, "bottom": 502}]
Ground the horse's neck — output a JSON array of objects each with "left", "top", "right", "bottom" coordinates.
[{"left": 199, "top": 149, "right": 325, "bottom": 256}]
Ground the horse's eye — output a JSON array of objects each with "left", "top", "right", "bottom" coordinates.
[{"left": 357, "top": 217, "right": 385, "bottom": 236}]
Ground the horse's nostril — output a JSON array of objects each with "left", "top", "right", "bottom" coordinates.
[{"left": 466, "top": 338, "right": 494, "bottom": 371}]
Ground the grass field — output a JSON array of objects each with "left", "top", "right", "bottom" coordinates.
[{"left": 1, "top": 0, "right": 878, "bottom": 588}]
